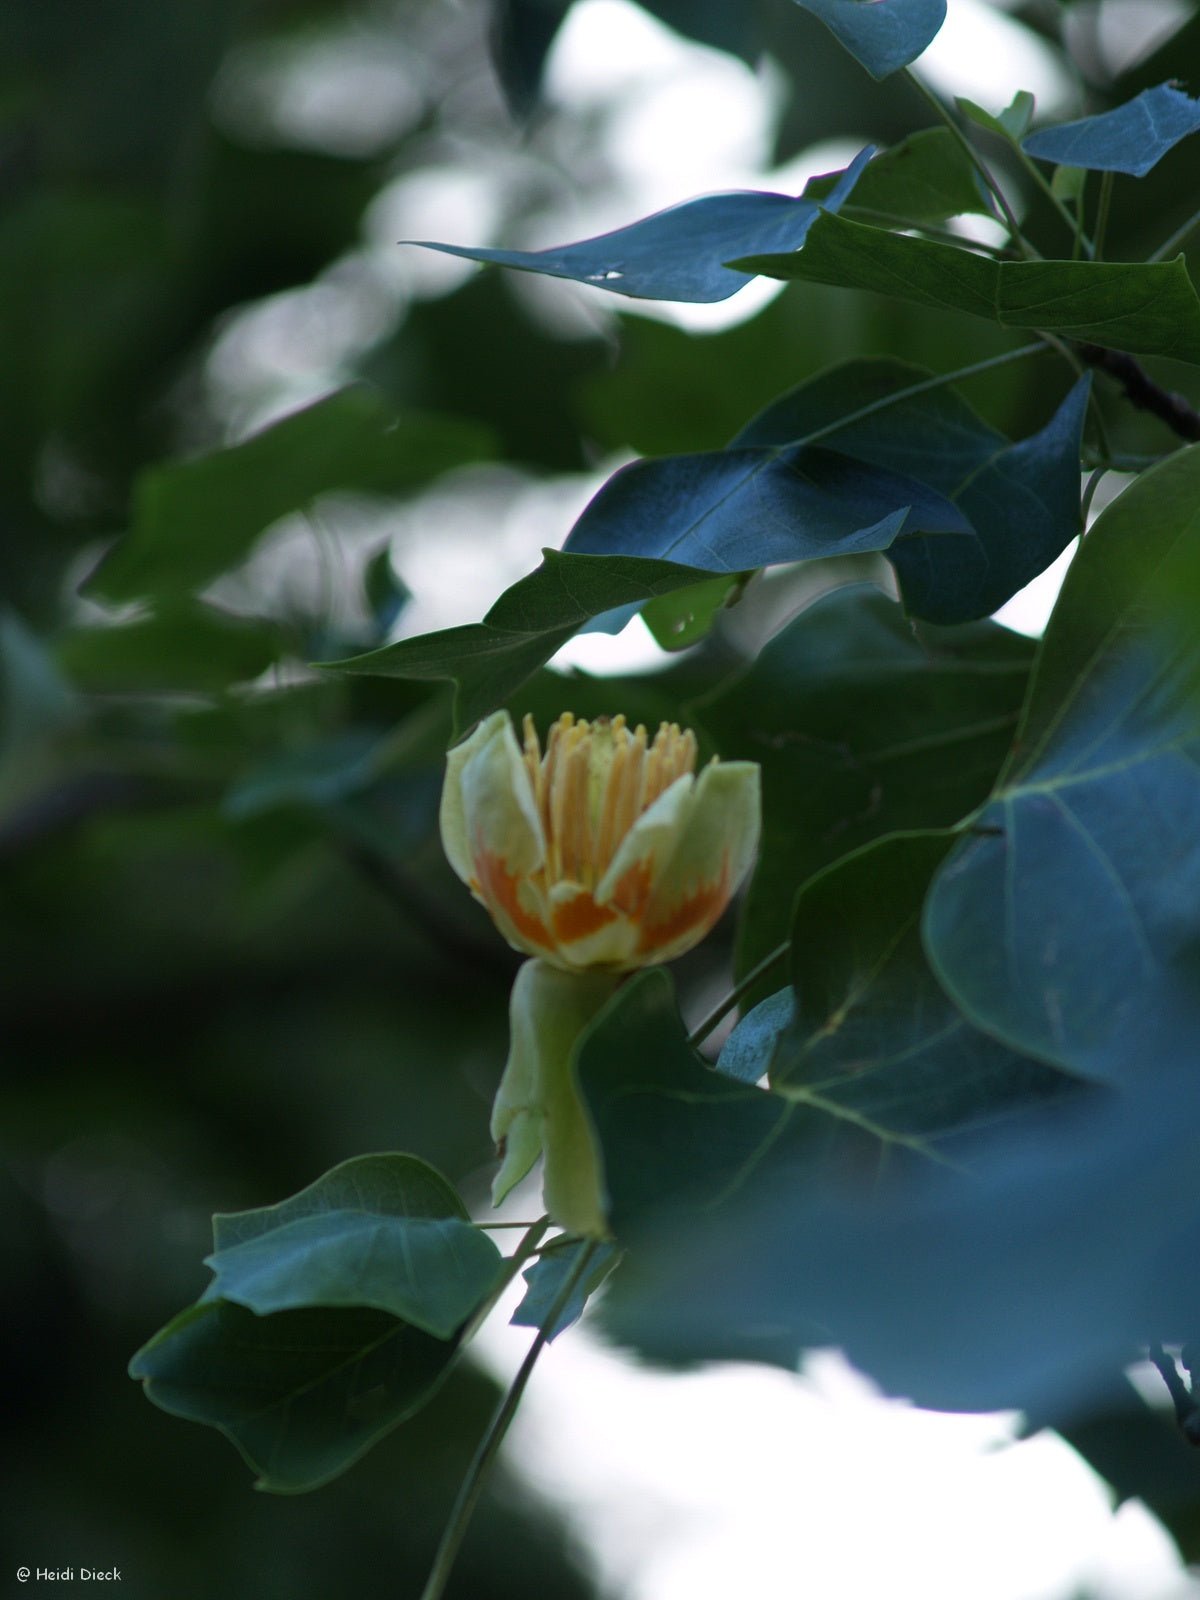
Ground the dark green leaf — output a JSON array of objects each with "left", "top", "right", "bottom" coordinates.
[
  {"left": 89, "top": 387, "right": 492, "bottom": 601},
  {"left": 364, "top": 545, "right": 410, "bottom": 640},
  {"left": 806, "top": 129, "right": 990, "bottom": 223},
  {"left": 692, "top": 585, "right": 1033, "bottom": 981},
  {"left": 577, "top": 969, "right": 813, "bottom": 1241},
  {"left": 734, "top": 359, "right": 1089, "bottom": 622},
  {"left": 562, "top": 442, "right": 969, "bottom": 581},
  {"left": 1023, "top": 84, "right": 1200, "bottom": 178},
  {"left": 205, "top": 1154, "right": 504, "bottom": 1338},
  {"left": 925, "top": 445, "right": 1200, "bottom": 1081},
  {"left": 772, "top": 830, "right": 1081, "bottom": 1137},
  {"left": 957, "top": 91, "right": 1036, "bottom": 143},
  {"left": 600, "top": 1055, "right": 1200, "bottom": 1417},
  {"left": 130, "top": 1298, "right": 460, "bottom": 1493},
  {"left": 734, "top": 211, "right": 1200, "bottom": 362},
  {"left": 405, "top": 149, "right": 872, "bottom": 304},
  {"left": 788, "top": 0, "right": 946, "bottom": 80},
  {"left": 57, "top": 601, "right": 283, "bottom": 693},
  {"left": 511, "top": 1239, "right": 621, "bottom": 1340},
  {"left": 579, "top": 948, "right": 1065, "bottom": 1241},
  {"left": 320, "top": 549, "right": 719, "bottom": 738},
  {"left": 641, "top": 574, "right": 747, "bottom": 652}
]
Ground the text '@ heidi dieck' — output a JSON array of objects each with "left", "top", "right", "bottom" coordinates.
[{"left": 16, "top": 1569, "right": 121, "bottom": 1583}]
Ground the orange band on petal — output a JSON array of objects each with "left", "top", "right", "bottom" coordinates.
[
  {"left": 552, "top": 890, "right": 621, "bottom": 945},
  {"left": 607, "top": 856, "right": 655, "bottom": 920},
  {"left": 638, "top": 854, "right": 731, "bottom": 958},
  {"left": 475, "top": 847, "right": 555, "bottom": 953}
]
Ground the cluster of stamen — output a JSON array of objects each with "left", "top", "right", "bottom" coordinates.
[{"left": 521, "top": 713, "right": 698, "bottom": 891}]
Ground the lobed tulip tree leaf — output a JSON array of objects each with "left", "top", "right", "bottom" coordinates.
[
  {"left": 203, "top": 1154, "right": 505, "bottom": 1339},
  {"left": 1022, "top": 84, "right": 1200, "bottom": 179},
  {"left": 511, "top": 1238, "right": 622, "bottom": 1341},
  {"left": 577, "top": 958, "right": 1070, "bottom": 1244},
  {"left": 691, "top": 585, "right": 1035, "bottom": 982},
  {"left": 576, "top": 968, "right": 824, "bottom": 1250},
  {"left": 130, "top": 1299, "right": 462, "bottom": 1493},
  {"left": 924, "top": 445, "right": 1200, "bottom": 1083},
  {"left": 89, "top": 386, "right": 493, "bottom": 602},
  {"left": 562, "top": 443, "right": 970, "bottom": 576},
  {"left": 732, "top": 358, "right": 1089, "bottom": 624},
  {"left": 733, "top": 211, "right": 1200, "bottom": 362},
  {"left": 806, "top": 129, "right": 991, "bottom": 223},
  {"left": 404, "top": 148, "right": 872, "bottom": 304},
  {"left": 788, "top": 0, "right": 947, "bottom": 80},
  {"left": 599, "top": 1053, "right": 1200, "bottom": 1418},
  {"left": 570, "top": 357, "right": 1083, "bottom": 627},
  {"left": 130, "top": 1155, "right": 507, "bottom": 1491},
  {"left": 320, "top": 549, "right": 720, "bottom": 738},
  {"left": 769, "top": 830, "right": 1082, "bottom": 1134}
]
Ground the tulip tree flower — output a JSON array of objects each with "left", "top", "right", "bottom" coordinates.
[{"left": 440, "top": 710, "right": 761, "bottom": 1236}]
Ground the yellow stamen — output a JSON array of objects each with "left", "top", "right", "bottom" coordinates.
[{"left": 520, "top": 713, "right": 700, "bottom": 894}]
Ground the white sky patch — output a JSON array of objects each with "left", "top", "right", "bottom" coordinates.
[
  {"left": 384, "top": 464, "right": 612, "bottom": 637},
  {"left": 211, "top": 29, "right": 424, "bottom": 158},
  {"left": 992, "top": 538, "right": 1078, "bottom": 638},
  {"left": 913, "top": 0, "right": 1074, "bottom": 117},
  {"left": 550, "top": 611, "right": 667, "bottom": 674},
  {"left": 1066, "top": 0, "right": 1192, "bottom": 78},
  {"left": 368, "top": 167, "right": 502, "bottom": 300},
  {"left": 472, "top": 1295, "right": 1197, "bottom": 1600}
]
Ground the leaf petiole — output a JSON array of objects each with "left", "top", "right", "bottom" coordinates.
[{"left": 688, "top": 939, "right": 792, "bottom": 1049}]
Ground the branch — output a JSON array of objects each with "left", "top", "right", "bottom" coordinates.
[{"left": 1076, "top": 345, "right": 1200, "bottom": 444}]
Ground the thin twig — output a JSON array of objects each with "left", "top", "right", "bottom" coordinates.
[
  {"left": 904, "top": 70, "right": 1034, "bottom": 258},
  {"left": 420, "top": 1237, "right": 600, "bottom": 1600},
  {"left": 1014, "top": 147, "right": 1094, "bottom": 258},
  {"left": 688, "top": 940, "right": 792, "bottom": 1050},
  {"left": 1080, "top": 467, "right": 1108, "bottom": 526},
  {"left": 1037, "top": 332, "right": 1115, "bottom": 461},
  {"left": 1150, "top": 202, "right": 1200, "bottom": 264},
  {"left": 459, "top": 1216, "right": 550, "bottom": 1345},
  {"left": 475, "top": 1220, "right": 547, "bottom": 1230}
]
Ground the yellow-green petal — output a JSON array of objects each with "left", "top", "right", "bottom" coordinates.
[
  {"left": 638, "top": 761, "right": 761, "bottom": 964},
  {"left": 439, "top": 710, "right": 513, "bottom": 887}
]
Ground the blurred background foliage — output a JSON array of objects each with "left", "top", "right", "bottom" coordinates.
[{"left": 4, "top": 0, "right": 1200, "bottom": 1593}]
